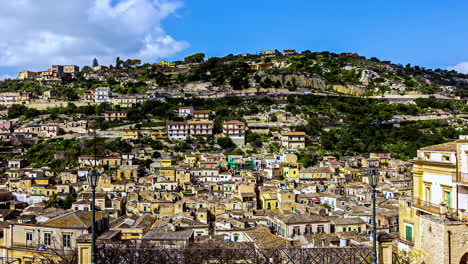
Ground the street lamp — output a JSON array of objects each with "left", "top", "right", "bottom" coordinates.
[
  {"left": 88, "top": 168, "right": 100, "bottom": 264},
  {"left": 368, "top": 169, "right": 379, "bottom": 264}
]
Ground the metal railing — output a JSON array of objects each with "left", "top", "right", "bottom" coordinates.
[
  {"left": 410, "top": 197, "right": 463, "bottom": 221},
  {"left": 412, "top": 197, "right": 441, "bottom": 214},
  {"left": 96, "top": 246, "right": 373, "bottom": 264},
  {"left": 452, "top": 172, "right": 468, "bottom": 184},
  {"left": 0, "top": 257, "right": 22, "bottom": 264}
]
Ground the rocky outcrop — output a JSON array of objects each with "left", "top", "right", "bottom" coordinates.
[
  {"left": 359, "top": 70, "right": 378, "bottom": 86},
  {"left": 331, "top": 85, "right": 367, "bottom": 96},
  {"left": 268, "top": 74, "right": 326, "bottom": 90}
]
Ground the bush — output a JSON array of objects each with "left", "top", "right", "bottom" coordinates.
[{"left": 217, "top": 137, "right": 234, "bottom": 149}]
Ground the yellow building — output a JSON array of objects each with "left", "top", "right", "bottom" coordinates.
[
  {"left": 102, "top": 155, "right": 122, "bottom": 168},
  {"left": 117, "top": 165, "right": 141, "bottom": 179},
  {"left": 149, "top": 131, "right": 168, "bottom": 140},
  {"left": 18, "top": 71, "right": 37, "bottom": 80},
  {"left": 184, "top": 155, "right": 197, "bottom": 167},
  {"left": 340, "top": 167, "right": 362, "bottom": 182},
  {"left": 281, "top": 165, "right": 299, "bottom": 180},
  {"left": 122, "top": 130, "right": 140, "bottom": 140},
  {"left": 112, "top": 96, "right": 138, "bottom": 108},
  {"left": 398, "top": 139, "right": 468, "bottom": 264},
  {"left": 104, "top": 111, "right": 127, "bottom": 121},
  {"left": 160, "top": 159, "right": 173, "bottom": 168},
  {"left": 0, "top": 211, "right": 107, "bottom": 264},
  {"left": 159, "top": 167, "right": 176, "bottom": 181},
  {"left": 330, "top": 217, "right": 367, "bottom": 234},
  {"left": 260, "top": 188, "right": 279, "bottom": 210},
  {"left": 156, "top": 60, "right": 175, "bottom": 67}
]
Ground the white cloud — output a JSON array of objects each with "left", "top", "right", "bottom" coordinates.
[
  {"left": 447, "top": 62, "right": 468, "bottom": 74},
  {"left": 0, "top": 74, "right": 16, "bottom": 80},
  {"left": 0, "top": 0, "right": 189, "bottom": 71}
]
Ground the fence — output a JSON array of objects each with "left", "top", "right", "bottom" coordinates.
[{"left": 96, "top": 245, "right": 373, "bottom": 264}]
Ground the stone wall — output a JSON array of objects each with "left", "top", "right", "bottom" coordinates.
[
  {"left": 26, "top": 100, "right": 96, "bottom": 110},
  {"left": 420, "top": 215, "right": 468, "bottom": 264}
]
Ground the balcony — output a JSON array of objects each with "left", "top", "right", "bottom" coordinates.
[
  {"left": 412, "top": 197, "right": 441, "bottom": 215},
  {"left": 452, "top": 172, "right": 468, "bottom": 185},
  {"left": 410, "top": 197, "right": 464, "bottom": 221}
]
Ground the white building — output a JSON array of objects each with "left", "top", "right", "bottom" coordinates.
[
  {"left": 95, "top": 87, "right": 111, "bottom": 103},
  {"left": 178, "top": 106, "right": 194, "bottom": 118},
  {"left": 167, "top": 121, "right": 189, "bottom": 140}
]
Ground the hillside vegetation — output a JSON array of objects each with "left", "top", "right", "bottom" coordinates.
[{"left": 1, "top": 50, "right": 468, "bottom": 97}]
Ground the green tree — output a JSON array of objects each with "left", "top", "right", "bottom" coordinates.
[
  {"left": 184, "top": 53, "right": 206, "bottom": 64},
  {"left": 116, "top": 57, "right": 122, "bottom": 69},
  {"left": 246, "top": 133, "right": 263, "bottom": 148},
  {"left": 230, "top": 148, "right": 245, "bottom": 155},
  {"left": 7, "top": 104, "right": 28, "bottom": 118},
  {"left": 217, "top": 137, "right": 234, "bottom": 149},
  {"left": 92, "top": 58, "right": 99, "bottom": 67}
]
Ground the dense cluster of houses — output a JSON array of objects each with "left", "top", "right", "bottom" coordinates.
[{"left": 0, "top": 128, "right": 415, "bottom": 262}]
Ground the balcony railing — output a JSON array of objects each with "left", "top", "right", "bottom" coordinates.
[
  {"left": 410, "top": 197, "right": 463, "bottom": 221},
  {"left": 452, "top": 172, "right": 468, "bottom": 184},
  {"left": 412, "top": 197, "right": 441, "bottom": 214}
]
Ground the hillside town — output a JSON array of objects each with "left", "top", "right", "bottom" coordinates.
[{"left": 0, "top": 50, "right": 466, "bottom": 264}]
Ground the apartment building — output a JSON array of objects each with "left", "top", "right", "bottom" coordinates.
[
  {"left": 93, "top": 65, "right": 108, "bottom": 71},
  {"left": 36, "top": 70, "right": 60, "bottom": 81},
  {"left": 282, "top": 49, "right": 297, "bottom": 55},
  {"left": 95, "top": 87, "right": 111, "bottom": 103},
  {"left": 104, "top": 111, "right": 127, "bottom": 121},
  {"left": 193, "top": 110, "right": 211, "bottom": 120},
  {"left": 18, "top": 71, "right": 37, "bottom": 80},
  {"left": 14, "top": 124, "right": 60, "bottom": 138},
  {"left": 112, "top": 96, "right": 137, "bottom": 108},
  {"left": 48, "top": 65, "right": 64, "bottom": 74},
  {"left": 167, "top": 121, "right": 189, "bottom": 140},
  {"left": 280, "top": 131, "right": 306, "bottom": 150},
  {"left": 189, "top": 121, "right": 213, "bottom": 139},
  {"left": 63, "top": 65, "right": 80, "bottom": 76},
  {"left": 398, "top": 138, "right": 468, "bottom": 264},
  {"left": 259, "top": 49, "right": 280, "bottom": 57},
  {"left": 223, "top": 120, "right": 245, "bottom": 145},
  {"left": 0, "top": 92, "right": 31, "bottom": 105},
  {"left": 179, "top": 106, "right": 194, "bottom": 118}
]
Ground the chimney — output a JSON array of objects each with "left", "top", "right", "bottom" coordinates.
[{"left": 340, "top": 238, "right": 349, "bottom": 247}]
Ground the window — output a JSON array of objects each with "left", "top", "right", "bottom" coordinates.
[
  {"left": 443, "top": 155, "right": 450, "bottom": 162},
  {"left": 63, "top": 234, "right": 71, "bottom": 249},
  {"left": 405, "top": 225, "right": 413, "bottom": 242},
  {"left": 317, "top": 225, "right": 324, "bottom": 234},
  {"left": 26, "top": 232, "right": 33, "bottom": 243},
  {"left": 342, "top": 227, "right": 346, "bottom": 232},
  {"left": 305, "top": 226, "right": 312, "bottom": 235},
  {"left": 445, "top": 191, "right": 451, "bottom": 208},
  {"left": 44, "top": 233, "right": 51, "bottom": 246},
  {"left": 293, "top": 227, "right": 300, "bottom": 236},
  {"left": 425, "top": 186, "right": 431, "bottom": 202}
]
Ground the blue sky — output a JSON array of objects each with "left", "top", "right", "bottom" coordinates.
[{"left": 1, "top": 0, "right": 468, "bottom": 79}]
